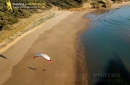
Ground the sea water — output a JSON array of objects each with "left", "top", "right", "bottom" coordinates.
[{"left": 82, "top": 6, "right": 130, "bottom": 85}]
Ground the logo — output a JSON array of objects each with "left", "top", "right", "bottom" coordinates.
[{"left": 6, "top": 0, "right": 13, "bottom": 10}]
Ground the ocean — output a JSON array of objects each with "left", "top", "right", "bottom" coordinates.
[{"left": 82, "top": 6, "right": 130, "bottom": 85}]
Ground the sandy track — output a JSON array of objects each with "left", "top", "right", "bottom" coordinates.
[{"left": 0, "top": 11, "right": 73, "bottom": 85}]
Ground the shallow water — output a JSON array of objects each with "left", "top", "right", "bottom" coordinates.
[{"left": 82, "top": 6, "right": 130, "bottom": 85}]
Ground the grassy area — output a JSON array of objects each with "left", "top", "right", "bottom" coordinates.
[{"left": 0, "top": 11, "right": 54, "bottom": 47}]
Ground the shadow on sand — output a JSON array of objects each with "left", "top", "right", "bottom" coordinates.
[
  {"left": 0, "top": 54, "right": 7, "bottom": 59},
  {"left": 95, "top": 52, "right": 130, "bottom": 85},
  {"left": 28, "top": 67, "right": 37, "bottom": 71}
]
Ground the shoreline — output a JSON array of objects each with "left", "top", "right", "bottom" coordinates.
[
  {"left": 75, "top": 28, "right": 90, "bottom": 85},
  {"left": 0, "top": 2, "right": 130, "bottom": 85},
  {"left": 79, "top": 2, "right": 130, "bottom": 85}
]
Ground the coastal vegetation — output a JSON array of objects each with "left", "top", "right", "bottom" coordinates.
[
  {"left": 0, "top": 0, "right": 130, "bottom": 30},
  {"left": 0, "top": 0, "right": 130, "bottom": 44}
]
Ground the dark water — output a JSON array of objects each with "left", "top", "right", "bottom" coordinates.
[{"left": 82, "top": 6, "right": 130, "bottom": 85}]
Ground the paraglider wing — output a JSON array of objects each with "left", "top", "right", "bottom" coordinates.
[
  {"left": 34, "top": 54, "right": 52, "bottom": 64},
  {"left": 34, "top": 54, "right": 42, "bottom": 59}
]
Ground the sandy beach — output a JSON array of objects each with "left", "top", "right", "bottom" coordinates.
[
  {"left": 1, "top": 1, "right": 130, "bottom": 85},
  {"left": 0, "top": 10, "right": 93, "bottom": 85},
  {"left": 0, "top": 11, "right": 74, "bottom": 85}
]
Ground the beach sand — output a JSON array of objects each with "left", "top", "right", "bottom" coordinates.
[
  {"left": 1, "top": 1, "right": 130, "bottom": 85},
  {"left": 0, "top": 11, "right": 73, "bottom": 85},
  {"left": 0, "top": 10, "right": 93, "bottom": 85}
]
